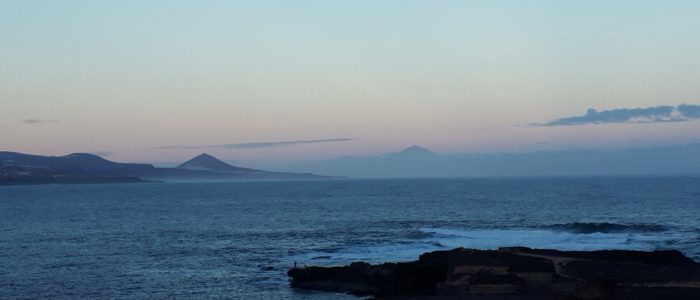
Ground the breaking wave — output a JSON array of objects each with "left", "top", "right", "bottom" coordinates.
[
  {"left": 544, "top": 222, "right": 667, "bottom": 234},
  {"left": 289, "top": 225, "right": 685, "bottom": 267}
]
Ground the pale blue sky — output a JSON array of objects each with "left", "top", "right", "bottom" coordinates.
[{"left": 2, "top": 1, "right": 700, "bottom": 163}]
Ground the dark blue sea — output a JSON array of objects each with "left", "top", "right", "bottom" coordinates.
[{"left": 1, "top": 178, "right": 700, "bottom": 299}]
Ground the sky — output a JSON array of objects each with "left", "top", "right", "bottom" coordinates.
[{"left": 2, "top": 0, "right": 700, "bottom": 165}]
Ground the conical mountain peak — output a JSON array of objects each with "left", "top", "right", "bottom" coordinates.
[
  {"left": 393, "top": 145, "right": 435, "bottom": 157},
  {"left": 177, "top": 153, "right": 251, "bottom": 172},
  {"left": 191, "top": 153, "right": 217, "bottom": 161}
]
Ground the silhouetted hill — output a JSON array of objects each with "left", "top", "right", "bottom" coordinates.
[
  {"left": 162, "top": 153, "right": 334, "bottom": 181},
  {"left": 0, "top": 151, "right": 335, "bottom": 184},
  {"left": 0, "top": 151, "right": 154, "bottom": 176},
  {"left": 0, "top": 152, "right": 150, "bottom": 185},
  {"left": 176, "top": 153, "right": 254, "bottom": 172}
]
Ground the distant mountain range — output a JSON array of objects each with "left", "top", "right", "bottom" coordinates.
[
  {"left": 272, "top": 144, "right": 700, "bottom": 178},
  {"left": 5, "top": 142, "right": 700, "bottom": 184},
  {"left": 0, "top": 152, "right": 332, "bottom": 185},
  {"left": 386, "top": 145, "right": 435, "bottom": 158}
]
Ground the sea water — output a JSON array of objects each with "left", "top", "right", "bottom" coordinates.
[{"left": 1, "top": 177, "right": 699, "bottom": 299}]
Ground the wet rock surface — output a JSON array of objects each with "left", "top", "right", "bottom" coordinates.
[{"left": 288, "top": 247, "right": 700, "bottom": 299}]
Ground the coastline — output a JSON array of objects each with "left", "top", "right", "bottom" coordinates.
[
  {"left": 0, "top": 176, "right": 154, "bottom": 186},
  {"left": 289, "top": 247, "right": 700, "bottom": 299}
]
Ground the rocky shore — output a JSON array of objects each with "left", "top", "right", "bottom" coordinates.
[{"left": 288, "top": 247, "right": 700, "bottom": 299}]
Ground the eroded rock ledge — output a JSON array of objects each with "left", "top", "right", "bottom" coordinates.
[{"left": 288, "top": 247, "right": 700, "bottom": 299}]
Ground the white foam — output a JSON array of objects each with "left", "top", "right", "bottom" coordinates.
[
  {"left": 289, "top": 227, "right": 680, "bottom": 266},
  {"left": 289, "top": 242, "right": 442, "bottom": 265},
  {"left": 420, "top": 227, "right": 659, "bottom": 251}
]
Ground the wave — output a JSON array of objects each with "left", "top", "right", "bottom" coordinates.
[
  {"left": 419, "top": 227, "right": 662, "bottom": 251},
  {"left": 544, "top": 222, "right": 667, "bottom": 234},
  {"left": 287, "top": 241, "right": 444, "bottom": 265},
  {"left": 286, "top": 226, "right": 698, "bottom": 273}
]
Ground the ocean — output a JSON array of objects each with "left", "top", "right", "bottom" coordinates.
[{"left": 1, "top": 177, "right": 699, "bottom": 299}]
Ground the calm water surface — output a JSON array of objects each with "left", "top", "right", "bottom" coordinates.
[{"left": 1, "top": 178, "right": 699, "bottom": 299}]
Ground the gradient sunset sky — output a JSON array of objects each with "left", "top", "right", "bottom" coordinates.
[{"left": 2, "top": 1, "right": 700, "bottom": 164}]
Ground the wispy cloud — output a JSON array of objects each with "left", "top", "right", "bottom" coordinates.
[
  {"left": 156, "top": 138, "right": 353, "bottom": 150},
  {"left": 535, "top": 104, "right": 700, "bottom": 126},
  {"left": 23, "top": 119, "right": 59, "bottom": 124}
]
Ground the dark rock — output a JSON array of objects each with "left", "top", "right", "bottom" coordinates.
[
  {"left": 288, "top": 247, "right": 700, "bottom": 299},
  {"left": 570, "top": 278, "right": 617, "bottom": 300},
  {"left": 520, "top": 248, "right": 698, "bottom": 268}
]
